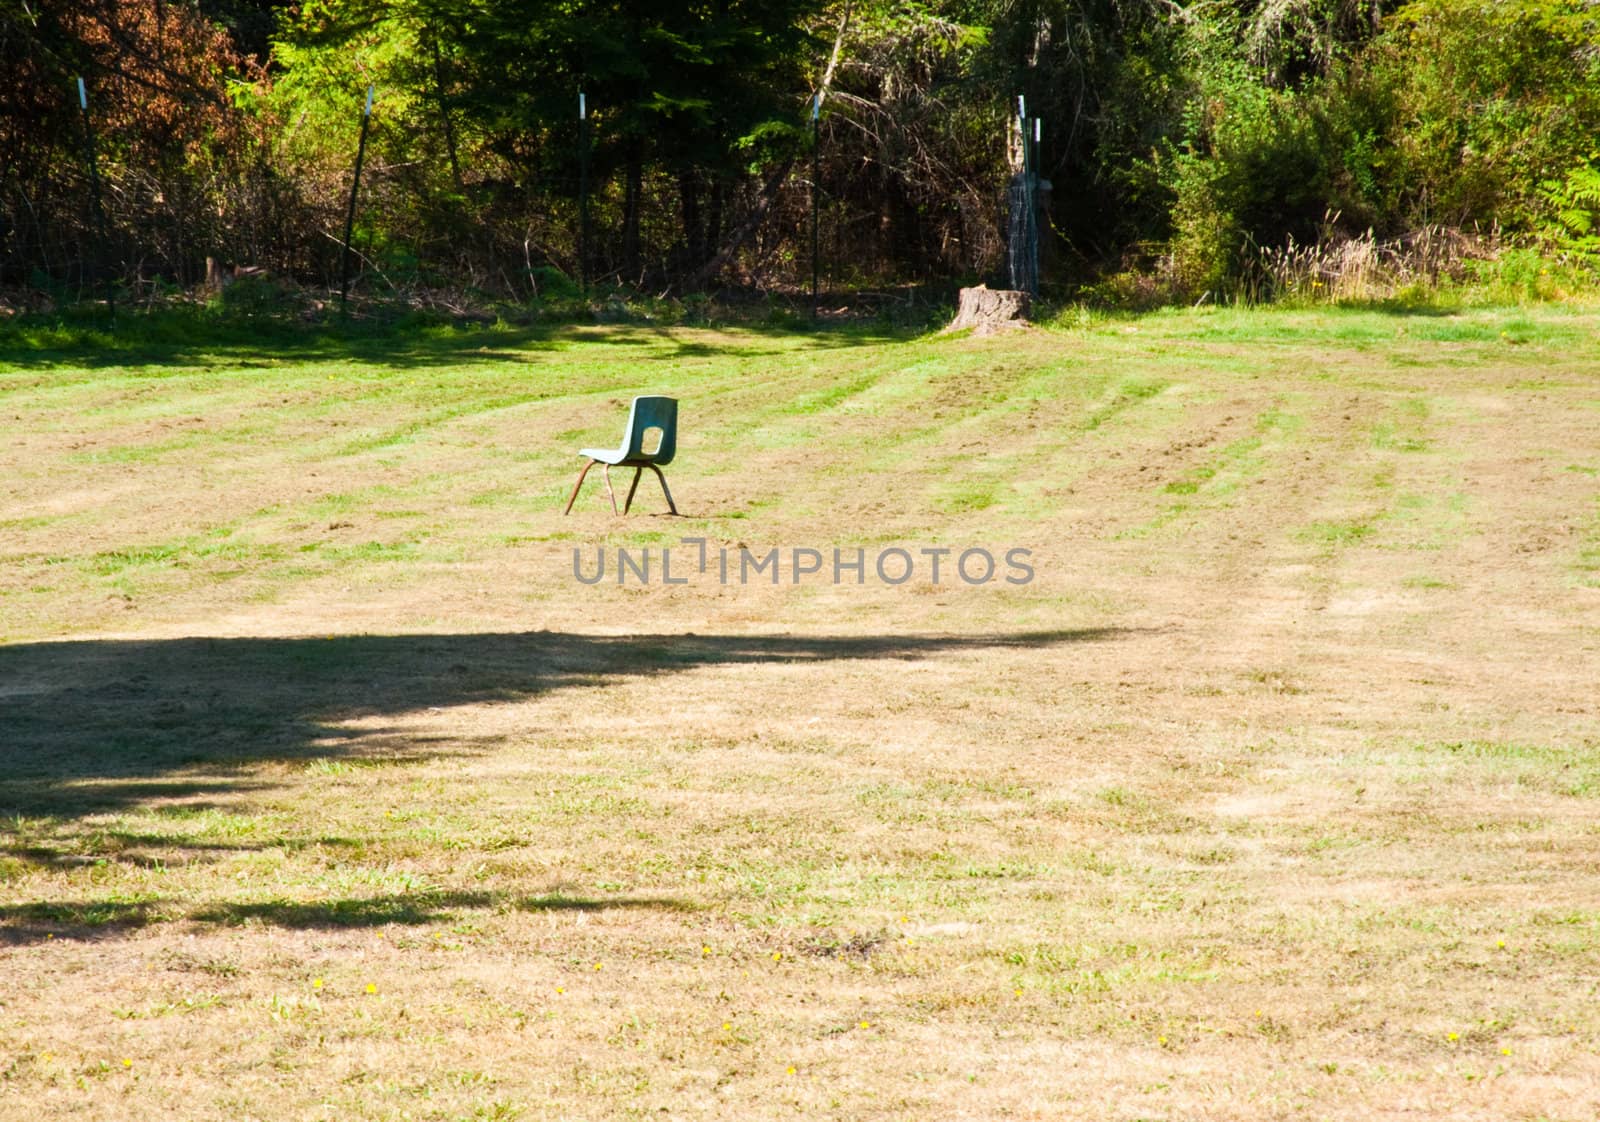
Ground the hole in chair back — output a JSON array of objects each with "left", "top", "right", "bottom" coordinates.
[{"left": 640, "top": 426, "right": 664, "bottom": 456}]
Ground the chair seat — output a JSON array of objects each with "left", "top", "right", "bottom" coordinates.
[
  {"left": 582, "top": 449, "right": 665, "bottom": 467},
  {"left": 579, "top": 447, "right": 628, "bottom": 464}
]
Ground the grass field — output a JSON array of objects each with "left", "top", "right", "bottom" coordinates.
[{"left": 3, "top": 304, "right": 1599, "bottom": 1120}]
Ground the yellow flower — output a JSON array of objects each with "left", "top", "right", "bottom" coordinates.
[
  {"left": 312, "top": 978, "right": 323, "bottom": 990},
  {"left": 722, "top": 1022, "right": 732, "bottom": 1031},
  {"left": 786, "top": 1065, "right": 797, "bottom": 1075},
  {"left": 702, "top": 945, "right": 712, "bottom": 956},
  {"left": 859, "top": 1020, "right": 870, "bottom": 1029},
  {"left": 555, "top": 986, "right": 565, "bottom": 994},
  {"left": 122, "top": 1058, "right": 133, "bottom": 1068},
  {"left": 593, "top": 962, "right": 602, "bottom": 971},
  {"left": 1447, "top": 1032, "right": 1459, "bottom": 1042},
  {"left": 1158, "top": 1035, "right": 1168, "bottom": 1046},
  {"left": 365, "top": 983, "right": 377, "bottom": 994},
  {"left": 1014, "top": 988, "right": 1023, "bottom": 997},
  {"left": 1501, "top": 1047, "right": 1512, "bottom": 1056}
]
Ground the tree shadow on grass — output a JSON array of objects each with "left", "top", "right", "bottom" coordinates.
[
  {"left": 0, "top": 317, "right": 905, "bottom": 372},
  {"left": 0, "top": 888, "right": 689, "bottom": 946},
  {"left": 0, "top": 898, "right": 166, "bottom": 944},
  {"left": 0, "top": 627, "right": 1133, "bottom": 941},
  {"left": 191, "top": 888, "right": 693, "bottom": 930},
  {"left": 0, "top": 628, "right": 1127, "bottom": 812}
]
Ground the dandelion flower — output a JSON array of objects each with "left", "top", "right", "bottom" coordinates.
[
  {"left": 312, "top": 978, "right": 323, "bottom": 990},
  {"left": 722, "top": 1022, "right": 732, "bottom": 1031},
  {"left": 772, "top": 952, "right": 782, "bottom": 962},
  {"left": 1447, "top": 1032, "right": 1459, "bottom": 1042},
  {"left": 556, "top": 986, "right": 565, "bottom": 994},
  {"left": 1501, "top": 1047, "right": 1512, "bottom": 1056},
  {"left": 593, "top": 962, "right": 602, "bottom": 971},
  {"left": 859, "top": 1020, "right": 870, "bottom": 1029},
  {"left": 365, "top": 983, "right": 377, "bottom": 994},
  {"left": 1014, "top": 988, "right": 1023, "bottom": 997},
  {"left": 702, "top": 945, "right": 711, "bottom": 956},
  {"left": 786, "top": 1065, "right": 797, "bottom": 1075},
  {"left": 1158, "top": 1035, "right": 1168, "bottom": 1046}
]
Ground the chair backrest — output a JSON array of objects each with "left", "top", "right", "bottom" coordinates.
[{"left": 621, "top": 395, "right": 677, "bottom": 465}]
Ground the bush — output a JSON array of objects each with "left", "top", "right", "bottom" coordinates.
[{"left": 1346, "top": 0, "right": 1600, "bottom": 235}]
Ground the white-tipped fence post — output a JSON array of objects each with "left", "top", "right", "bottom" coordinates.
[
  {"left": 812, "top": 92, "right": 821, "bottom": 321},
  {"left": 75, "top": 77, "right": 113, "bottom": 317}
]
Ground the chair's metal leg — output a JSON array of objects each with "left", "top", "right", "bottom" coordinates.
[
  {"left": 647, "top": 464, "right": 678, "bottom": 515},
  {"left": 564, "top": 460, "right": 597, "bottom": 515},
  {"left": 602, "top": 463, "right": 618, "bottom": 515},
  {"left": 624, "top": 467, "right": 643, "bottom": 514}
]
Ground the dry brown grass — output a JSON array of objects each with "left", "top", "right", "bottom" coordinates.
[
  {"left": 2, "top": 306, "right": 1599, "bottom": 1120},
  {"left": 1241, "top": 224, "right": 1489, "bottom": 303}
]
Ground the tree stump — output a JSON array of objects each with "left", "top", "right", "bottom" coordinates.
[{"left": 945, "top": 285, "right": 1031, "bottom": 335}]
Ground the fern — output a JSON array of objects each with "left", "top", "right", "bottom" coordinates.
[{"left": 1540, "top": 165, "right": 1600, "bottom": 257}]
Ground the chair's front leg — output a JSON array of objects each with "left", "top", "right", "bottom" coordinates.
[
  {"left": 647, "top": 464, "right": 678, "bottom": 515},
  {"left": 564, "top": 460, "right": 597, "bottom": 515},
  {"left": 624, "top": 466, "right": 643, "bottom": 514}
]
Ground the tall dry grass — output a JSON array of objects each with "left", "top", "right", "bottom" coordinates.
[{"left": 1238, "top": 220, "right": 1495, "bottom": 304}]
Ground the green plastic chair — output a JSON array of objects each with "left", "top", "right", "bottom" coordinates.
[{"left": 563, "top": 395, "right": 679, "bottom": 515}]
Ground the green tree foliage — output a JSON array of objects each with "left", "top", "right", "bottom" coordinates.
[
  {"left": 268, "top": 0, "right": 821, "bottom": 288},
  {"left": 6, "top": 0, "right": 1600, "bottom": 301},
  {"left": 1351, "top": 0, "right": 1600, "bottom": 232}
]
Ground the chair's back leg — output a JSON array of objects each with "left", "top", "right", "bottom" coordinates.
[
  {"left": 624, "top": 466, "right": 644, "bottom": 514},
  {"left": 602, "top": 463, "right": 619, "bottom": 515},
  {"left": 647, "top": 464, "right": 678, "bottom": 515},
  {"left": 564, "top": 460, "right": 597, "bottom": 515}
]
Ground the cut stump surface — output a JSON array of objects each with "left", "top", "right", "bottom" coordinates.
[{"left": 945, "top": 285, "right": 1031, "bottom": 335}]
